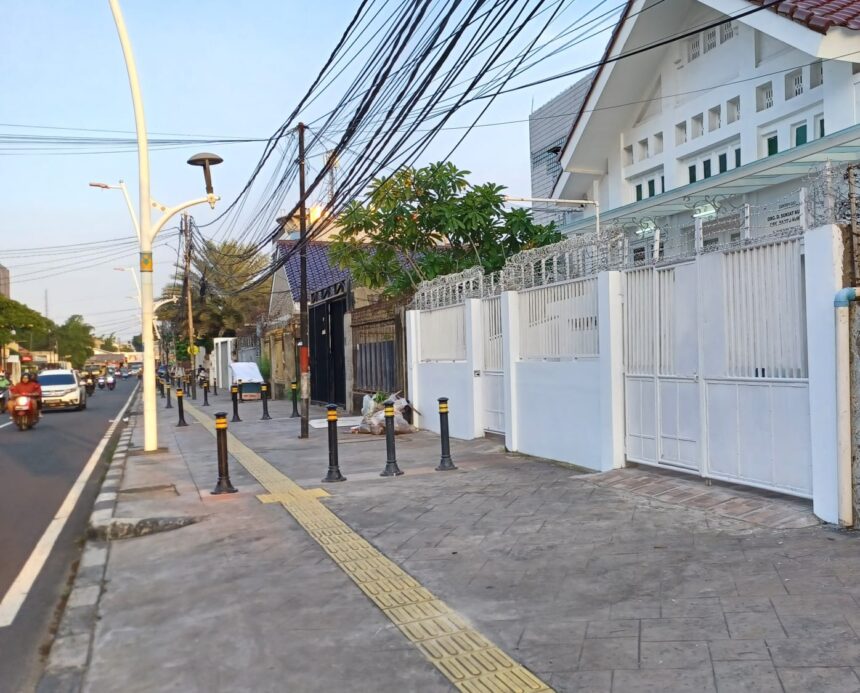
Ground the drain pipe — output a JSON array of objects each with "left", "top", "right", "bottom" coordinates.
[{"left": 834, "top": 287, "right": 859, "bottom": 526}]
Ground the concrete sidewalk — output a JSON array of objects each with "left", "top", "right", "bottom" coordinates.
[{"left": 48, "top": 389, "right": 860, "bottom": 692}]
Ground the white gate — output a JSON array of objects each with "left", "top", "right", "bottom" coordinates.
[
  {"left": 624, "top": 263, "right": 700, "bottom": 472},
  {"left": 482, "top": 296, "right": 505, "bottom": 433},
  {"left": 623, "top": 237, "right": 812, "bottom": 497}
]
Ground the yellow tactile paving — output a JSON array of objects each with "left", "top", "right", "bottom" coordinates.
[{"left": 183, "top": 402, "right": 553, "bottom": 693}]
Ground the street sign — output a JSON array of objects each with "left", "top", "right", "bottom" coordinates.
[{"left": 189, "top": 345, "right": 199, "bottom": 355}]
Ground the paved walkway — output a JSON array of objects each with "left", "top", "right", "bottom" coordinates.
[{"left": 53, "top": 389, "right": 860, "bottom": 692}]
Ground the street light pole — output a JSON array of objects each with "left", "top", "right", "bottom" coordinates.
[
  {"left": 90, "top": 181, "right": 140, "bottom": 242},
  {"left": 108, "top": 0, "right": 221, "bottom": 452},
  {"left": 504, "top": 195, "right": 600, "bottom": 238}
]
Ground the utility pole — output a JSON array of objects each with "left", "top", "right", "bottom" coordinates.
[
  {"left": 183, "top": 213, "right": 197, "bottom": 399},
  {"left": 298, "top": 122, "right": 310, "bottom": 438}
]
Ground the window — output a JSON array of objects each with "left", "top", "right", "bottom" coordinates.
[
  {"left": 689, "top": 165, "right": 697, "bottom": 183},
  {"left": 810, "top": 61, "right": 823, "bottom": 88},
  {"left": 703, "top": 159, "right": 712, "bottom": 178},
  {"left": 636, "top": 183, "right": 643, "bottom": 201},
  {"left": 785, "top": 69, "right": 803, "bottom": 99},
  {"left": 815, "top": 114, "right": 825, "bottom": 138},
  {"left": 648, "top": 179, "right": 656, "bottom": 197},
  {"left": 735, "top": 148, "right": 741, "bottom": 167},
  {"left": 688, "top": 36, "right": 700, "bottom": 62},
  {"left": 766, "top": 134, "right": 778, "bottom": 156},
  {"left": 708, "top": 106, "right": 721, "bottom": 132},
  {"left": 703, "top": 238, "right": 720, "bottom": 249},
  {"left": 756, "top": 82, "right": 773, "bottom": 111},
  {"left": 703, "top": 28, "right": 717, "bottom": 53},
  {"left": 653, "top": 132, "right": 664, "bottom": 155},
  {"left": 638, "top": 138, "right": 650, "bottom": 160},
  {"left": 730, "top": 232, "right": 741, "bottom": 243},
  {"left": 661, "top": 175, "right": 665, "bottom": 193},
  {"left": 720, "top": 21, "right": 735, "bottom": 43},
  {"left": 675, "top": 121, "right": 687, "bottom": 145},
  {"left": 633, "top": 246, "right": 646, "bottom": 263},
  {"left": 727, "top": 97, "right": 740, "bottom": 124},
  {"left": 793, "top": 122, "right": 807, "bottom": 146},
  {"left": 623, "top": 144, "right": 634, "bottom": 166},
  {"left": 718, "top": 152, "right": 728, "bottom": 173},
  {"left": 692, "top": 114, "right": 704, "bottom": 139}
]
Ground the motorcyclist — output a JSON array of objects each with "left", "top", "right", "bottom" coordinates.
[{"left": 8, "top": 372, "right": 42, "bottom": 417}]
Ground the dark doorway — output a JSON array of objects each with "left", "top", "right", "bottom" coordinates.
[{"left": 309, "top": 298, "right": 347, "bottom": 407}]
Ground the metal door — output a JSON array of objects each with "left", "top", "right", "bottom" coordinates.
[
  {"left": 624, "top": 263, "right": 700, "bottom": 472},
  {"left": 310, "top": 298, "right": 347, "bottom": 407},
  {"left": 481, "top": 296, "right": 505, "bottom": 433}
]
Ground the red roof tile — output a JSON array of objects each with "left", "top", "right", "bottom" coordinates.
[{"left": 749, "top": 0, "right": 860, "bottom": 33}]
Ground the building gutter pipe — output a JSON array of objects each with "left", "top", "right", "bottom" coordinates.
[{"left": 834, "top": 287, "right": 860, "bottom": 526}]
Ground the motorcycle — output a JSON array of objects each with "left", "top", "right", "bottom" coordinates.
[
  {"left": 97, "top": 376, "right": 106, "bottom": 390},
  {"left": 107, "top": 375, "right": 116, "bottom": 391},
  {"left": 11, "top": 394, "right": 39, "bottom": 431},
  {"left": 85, "top": 377, "right": 95, "bottom": 396}
]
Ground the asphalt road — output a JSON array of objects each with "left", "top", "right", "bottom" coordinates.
[{"left": 0, "top": 378, "right": 136, "bottom": 693}]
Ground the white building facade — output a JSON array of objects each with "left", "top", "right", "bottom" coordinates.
[{"left": 408, "top": 0, "right": 860, "bottom": 525}]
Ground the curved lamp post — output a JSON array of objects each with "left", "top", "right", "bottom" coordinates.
[{"left": 108, "top": 0, "right": 223, "bottom": 452}]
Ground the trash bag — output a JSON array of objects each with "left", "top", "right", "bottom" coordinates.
[
  {"left": 351, "top": 392, "right": 416, "bottom": 434},
  {"left": 361, "top": 394, "right": 375, "bottom": 417}
]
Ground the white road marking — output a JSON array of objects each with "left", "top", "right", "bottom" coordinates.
[
  {"left": 0, "top": 384, "right": 138, "bottom": 628},
  {"left": 0, "top": 422, "right": 11, "bottom": 430}
]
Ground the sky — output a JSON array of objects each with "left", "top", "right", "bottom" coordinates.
[{"left": 0, "top": 0, "right": 614, "bottom": 341}]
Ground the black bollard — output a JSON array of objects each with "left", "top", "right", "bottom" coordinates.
[
  {"left": 165, "top": 383, "right": 173, "bottom": 409},
  {"left": 213, "top": 377, "right": 218, "bottom": 396},
  {"left": 211, "top": 412, "right": 238, "bottom": 494},
  {"left": 190, "top": 374, "right": 197, "bottom": 401},
  {"left": 322, "top": 404, "right": 346, "bottom": 482},
  {"left": 435, "top": 397, "right": 457, "bottom": 471},
  {"left": 290, "top": 381, "right": 299, "bottom": 418},
  {"left": 176, "top": 388, "right": 188, "bottom": 427},
  {"left": 159, "top": 378, "right": 165, "bottom": 398},
  {"left": 380, "top": 400, "right": 404, "bottom": 477},
  {"left": 260, "top": 383, "right": 272, "bottom": 420},
  {"left": 202, "top": 381, "right": 210, "bottom": 406},
  {"left": 230, "top": 385, "right": 241, "bottom": 422}
]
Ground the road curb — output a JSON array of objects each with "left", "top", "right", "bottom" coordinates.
[{"left": 36, "top": 396, "right": 137, "bottom": 693}]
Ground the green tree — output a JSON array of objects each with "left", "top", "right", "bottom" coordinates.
[
  {"left": 55, "top": 315, "right": 95, "bottom": 369},
  {"left": 329, "top": 161, "right": 562, "bottom": 296},
  {"left": 131, "top": 334, "right": 143, "bottom": 351},
  {"left": 157, "top": 240, "right": 271, "bottom": 341},
  {"left": 99, "top": 333, "right": 118, "bottom": 352},
  {"left": 0, "top": 295, "right": 52, "bottom": 351}
]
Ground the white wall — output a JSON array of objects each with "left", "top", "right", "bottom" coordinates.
[
  {"left": 515, "top": 359, "right": 603, "bottom": 470},
  {"left": 805, "top": 224, "right": 843, "bottom": 524},
  {"left": 408, "top": 300, "right": 482, "bottom": 441}
]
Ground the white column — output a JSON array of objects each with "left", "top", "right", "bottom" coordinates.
[
  {"left": 405, "top": 309, "right": 421, "bottom": 429},
  {"left": 598, "top": 271, "right": 625, "bottom": 471},
  {"left": 805, "top": 224, "right": 843, "bottom": 524},
  {"left": 501, "top": 291, "right": 520, "bottom": 452},
  {"left": 464, "top": 298, "right": 484, "bottom": 439}
]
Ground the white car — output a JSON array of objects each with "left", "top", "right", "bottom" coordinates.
[{"left": 38, "top": 369, "right": 87, "bottom": 411}]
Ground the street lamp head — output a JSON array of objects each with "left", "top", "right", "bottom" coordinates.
[
  {"left": 89, "top": 182, "right": 111, "bottom": 189},
  {"left": 187, "top": 152, "right": 223, "bottom": 197}
]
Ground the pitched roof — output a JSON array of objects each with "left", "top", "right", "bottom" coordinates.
[
  {"left": 749, "top": 0, "right": 860, "bottom": 33},
  {"left": 276, "top": 241, "right": 350, "bottom": 297}
]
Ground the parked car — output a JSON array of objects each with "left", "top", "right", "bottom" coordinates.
[{"left": 38, "top": 369, "right": 87, "bottom": 411}]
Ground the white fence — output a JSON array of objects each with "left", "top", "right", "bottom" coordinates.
[
  {"left": 406, "top": 223, "right": 846, "bottom": 523},
  {"left": 418, "top": 305, "right": 466, "bottom": 362},
  {"left": 519, "top": 277, "right": 599, "bottom": 360},
  {"left": 482, "top": 296, "right": 503, "bottom": 371},
  {"left": 722, "top": 238, "right": 807, "bottom": 379}
]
